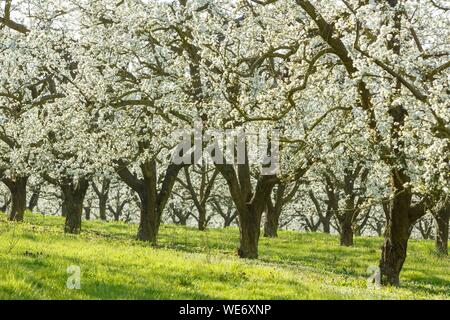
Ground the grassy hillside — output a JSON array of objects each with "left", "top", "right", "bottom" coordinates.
[{"left": 0, "top": 212, "right": 448, "bottom": 300}]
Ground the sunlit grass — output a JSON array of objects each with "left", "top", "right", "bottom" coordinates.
[{"left": 0, "top": 212, "right": 448, "bottom": 299}]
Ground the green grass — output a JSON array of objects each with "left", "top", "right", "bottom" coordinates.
[{"left": 0, "top": 212, "right": 448, "bottom": 300}]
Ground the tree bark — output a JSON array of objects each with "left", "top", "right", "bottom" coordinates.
[
  {"left": 379, "top": 171, "right": 427, "bottom": 286},
  {"left": 198, "top": 207, "right": 207, "bottom": 231},
  {"left": 322, "top": 216, "right": 331, "bottom": 233},
  {"left": 377, "top": 0, "right": 423, "bottom": 288},
  {"left": 137, "top": 190, "right": 158, "bottom": 244},
  {"left": 263, "top": 204, "right": 279, "bottom": 238},
  {"left": 238, "top": 210, "right": 261, "bottom": 259},
  {"left": 309, "top": 190, "right": 333, "bottom": 233},
  {"left": 61, "top": 180, "right": 89, "bottom": 234},
  {"left": 215, "top": 159, "right": 277, "bottom": 259},
  {"left": 379, "top": 181, "right": 411, "bottom": 286},
  {"left": 2, "top": 176, "right": 28, "bottom": 222},
  {"left": 92, "top": 179, "right": 110, "bottom": 221},
  {"left": 84, "top": 206, "right": 91, "bottom": 220},
  {"left": 263, "top": 184, "right": 285, "bottom": 238},
  {"left": 27, "top": 189, "right": 40, "bottom": 212},
  {"left": 61, "top": 199, "right": 68, "bottom": 217},
  {"left": 99, "top": 197, "right": 107, "bottom": 221},
  {"left": 339, "top": 220, "right": 354, "bottom": 246},
  {"left": 136, "top": 160, "right": 158, "bottom": 244},
  {"left": 212, "top": 198, "right": 237, "bottom": 228},
  {"left": 434, "top": 204, "right": 449, "bottom": 256},
  {"left": 179, "top": 217, "right": 188, "bottom": 226},
  {"left": 117, "top": 160, "right": 184, "bottom": 245}
]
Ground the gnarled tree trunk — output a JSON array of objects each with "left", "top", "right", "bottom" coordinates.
[
  {"left": 379, "top": 179, "right": 411, "bottom": 286},
  {"left": 264, "top": 184, "right": 286, "bottom": 238},
  {"left": 321, "top": 208, "right": 332, "bottom": 234},
  {"left": 117, "top": 160, "right": 184, "bottom": 245},
  {"left": 92, "top": 179, "right": 110, "bottom": 221},
  {"left": 263, "top": 204, "right": 279, "bottom": 238},
  {"left": 136, "top": 160, "right": 158, "bottom": 244},
  {"left": 379, "top": 170, "right": 426, "bottom": 286},
  {"left": 61, "top": 180, "right": 89, "bottom": 234},
  {"left": 27, "top": 188, "right": 40, "bottom": 212},
  {"left": 61, "top": 199, "right": 68, "bottom": 217},
  {"left": 434, "top": 204, "right": 449, "bottom": 256},
  {"left": 137, "top": 190, "right": 158, "bottom": 243},
  {"left": 339, "top": 220, "right": 354, "bottom": 246},
  {"left": 238, "top": 208, "right": 261, "bottom": 259},
  {"left": 216, "top": 160, "right": 278, "bottom": 259},
  {"left": 2, "top": 176, "right": 28, "bottom": 222},
  {"left": 198, "top": 207, "right": 207, "bottom": 231},
  {"left": 84, "top": 206, "right": 91, "bottom": 220},
  {"left": 99, "top": 197, "right": 107, "bottom": 221}
]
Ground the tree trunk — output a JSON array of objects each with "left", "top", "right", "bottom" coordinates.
[
  {"left": 117, "top": 160, "right": 184, "bottom": 245},
  {"left": 3, "top": 177, "right": 28, "bottom": 222},
  {"left": 379, "top": 169, "right": 412, "bottom": 286},
  {"left": 380, "top": 214, "right": 409, "bottom": 286},
  {"left": 27, "top": 190, "right": 40, "bottom": 212},
  {"left": 434, "top": 205, "right": 449, "bottom": 256},
  {"left": 84, "top": 206, "right": 91, "bottom": 220},
  {"left": 198, "top": 207, "right": 207, "bottom": 231},
  {"left": 264, "top": 184, "right": 285, "bottom": 238},
  {"left": 322, "top": 218, "right": 331, "bottom": 234},
  {"left": 61, "top": 180, "right": 89, "bottom": 234},
  {"left": 99, "top": 197, "right": 107, "bottom": 221},
  {"left": 61, "top": 200, "right": 68, "bottom": 217},
  {"left": 263, "top": 205, "right": 279, "bottom": 238},
  {"left": 137, "top": 191, "right": 158, "bottom": 244},
  {"left": 179, "top": 216, "right": 187, "bottom": 226},
  {"left": 92, "top": 179, "right": 110, "bottom": 221},
  {"left": 215, "top": 144, "right": 278, "bottom": 259},
  {"left": 223, "top": 211, "right": 237, "bottom": 228},
  {"left": 238, "top": 209, "right": 261, "bottom": 259},
  {"left": 136, "top": 161, "right": 158, "bottom": 245},
  {"left": 340, "top": 221, "right": 354, "bottom": 246}
]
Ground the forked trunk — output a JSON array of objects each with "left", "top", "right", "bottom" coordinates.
[
  {"left": 62, "top": 180, "right": 89, "bottom": 234},
  {"left": 117, "top": 161, "right": 184, "bottom": 246},
  {"left": 215, "top": 145, "right": 277, "bottom": 260},
  {"left": 179, "top": 217, "right": 187, "bottom": 226}
]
